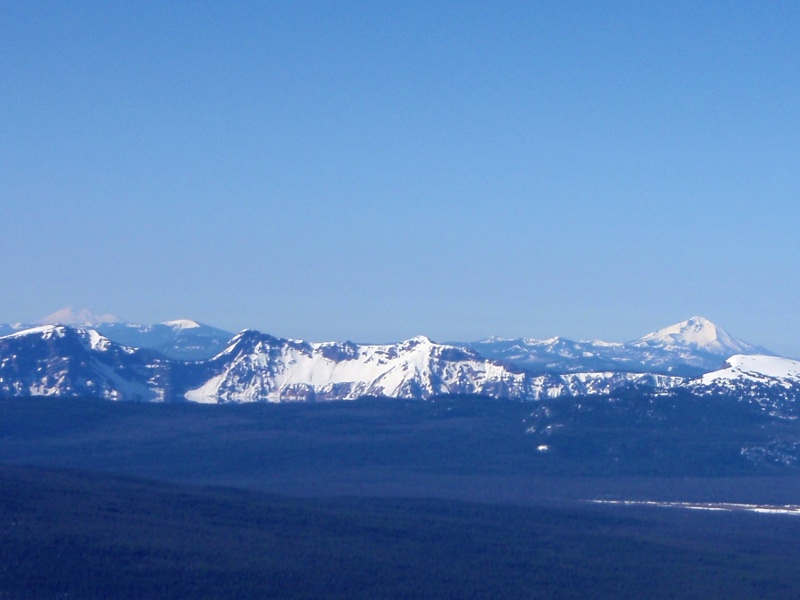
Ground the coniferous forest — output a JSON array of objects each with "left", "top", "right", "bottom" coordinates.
[{"left": 3, "top": 395, "right": 800, "bottom": 597}]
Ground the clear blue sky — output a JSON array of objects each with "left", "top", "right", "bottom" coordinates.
[{"left": 2, "top": 1, "right": 799, "bottom": 354}]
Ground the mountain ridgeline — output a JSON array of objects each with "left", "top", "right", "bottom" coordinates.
[
  {"left": 0, "top": 318, "right": 232, "bottom": 361},
  {"left": 466, "top": 316, "right": 771, "bottom": 376},
  {"left": 0, "top": 316, "right": 797, "bottom": 406}
]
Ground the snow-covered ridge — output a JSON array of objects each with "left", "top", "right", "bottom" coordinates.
[
  {"left": 5, "top": 312, "right": 772, "bottom": 374},
  {"left": 188, "top": 332, "right": 514, "bottom": 403},
  {"left": 182, "top": 329, "right": 689, "bottom": 403},
  {"left": 0, "top": 325, "right": 167, "bottom": 401},
  {"left": 1, "top": 324, "right": 69, "bottom": 340},
  {"left": 1, "top": 324, "right": 137, "bottom": 354},
  {"left": 0, "top": 318, "right": 794, "bottom": 406},
  {"left": 687, "top": 355, "right": 800, "bottom": 416},
  {"left": 701, "top": 355, "right": 800, "bottom": 384}
]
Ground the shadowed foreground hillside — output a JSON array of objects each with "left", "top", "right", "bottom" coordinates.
[{"left": 3, "top": 464, "right": 800, "bottom": 599}]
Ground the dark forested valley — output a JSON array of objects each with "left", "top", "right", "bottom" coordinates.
[{"left": 3, "top": 394, "right": 800, "bottom": 598}]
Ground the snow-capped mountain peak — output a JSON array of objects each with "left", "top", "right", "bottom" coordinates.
[{"left": 634, "top": 316, "right": 758, "bottom": 354}]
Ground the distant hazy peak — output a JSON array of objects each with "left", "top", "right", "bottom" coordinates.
[
  {"left": 37, "top": 307, "right": 120, "bottom": 326},
  {"left": 161, "top": 319, "right": 201, "bottom": 330}
]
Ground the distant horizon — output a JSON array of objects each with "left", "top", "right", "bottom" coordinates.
[{"left": 3, "top": 306, "right": 795, "bottom": 359}]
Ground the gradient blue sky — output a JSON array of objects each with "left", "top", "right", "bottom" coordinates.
[{"left": 2, "top": 1, "right": 799, "bottom": 353}]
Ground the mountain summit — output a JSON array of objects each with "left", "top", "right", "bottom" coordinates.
[{"left": 634, "top": 316, "right": 760, "bottom": 355}]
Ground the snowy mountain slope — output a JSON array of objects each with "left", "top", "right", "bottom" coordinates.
[
  {"left": 182, "top": 331, "right": 683, "bottom": 403},
  {"left": 0, "top": 323, "right": 795, "bottom": 407},
  {"left": 0, "top": 326, "right": 676, "bottom": 404},
  {"left": 704, "top": 355, "right": 800, "bottom": 381},
  {"left": 0, "top": 326, "right": 170, "bottom": 401},
  {"left": 185, "top": 332, "right": 528, "bottom": 402},
  {"left": 467, "top": 317, "right": 770, "bottom": 376}
]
